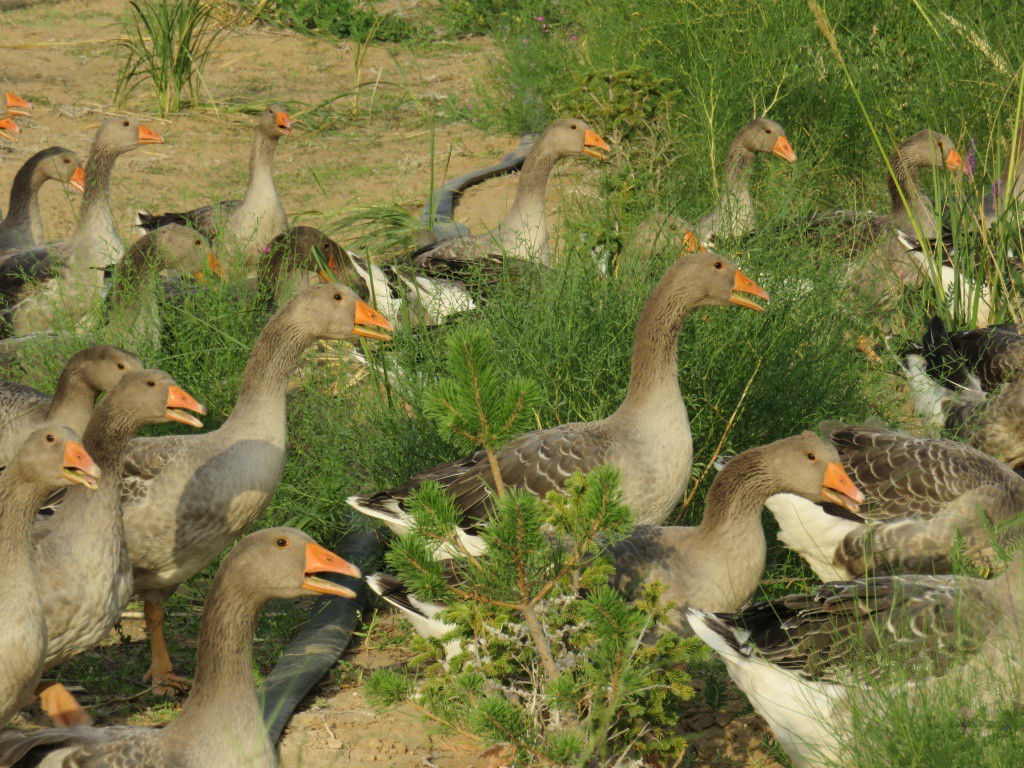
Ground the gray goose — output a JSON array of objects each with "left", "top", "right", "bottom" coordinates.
[
  {"left": 106, "top": 225, "right": 222, "bottom": 349},
  {"left": 631, "top": 118, "right": 797, "bottom": 251},
  {"left": 0, "top": 147, "right": 85, "bottom": 252},
  {"left": 369, "top": 432, "right": 863, "bottom": 648},
  {"left": 688, "top": 551, "right": 1024, "bottom": 768},
  {"left": 256, "top": 225, "right": 354, "bottom": 305},
  {"left": 32, "top": 370, "right": 205, "bottom": 727},
  {"left": 0, "top": 527, "right": 360, "bottom": 768},
  {"left": 0, "top": 427, "right": 98, "bottom": 728},
  {"left": 0, "top": 345, "right": 143, "bottom": 466},
  {"left": 135, "top": 105, "right": 291, "bottom": 266},
  {"left": 384, "top": 119, "right": 610, "bottom": 325},
  {"left": 767, "top": 421, "right": 1024, "bottom": 582},
  {"left": 119, "top": 283, "right": 392, "bottom": 695},
  {"left": 902, "top": 317, "right": 1024, "bottom": 468},
  {"left": 0, "top": 118, "right": 163, "bottom": 336},
  {"left": 349, "top": 251, "right": 769, "bottom": 558}
]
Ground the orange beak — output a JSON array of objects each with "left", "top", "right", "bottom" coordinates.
[
  {"left": 5, "top": 92, "right": 31, "bottom": 117},
  {"left": 821, "top": 461, "right": 865, "bottom": 513},
  {"left": 276, "top": 111, "right": 293, "bottom": 135},
  {"left": 772, "top": 134, "right": 797, "bottom": 163},
  {"left": 303, "top": 541, "right": 362, "bottom": 598},
  {"left": 729, "top": 269, "right": 769, "bottom": 311},
  {"left": 207, "top": 252, "right": 226, "bottom": 279},
  {"left": 0, "top": 117, "right": 19, "bottom": 138},
  {"left": 582, "top": 128, "right": 611, "bottom": 159},
  {"left": 62, "top": 441, "right": 100, "bottom": 490},
  {"left": 682, "top": 231, "right": 700, "bottom": 253},
  {"left": 165, "top": 385, "right": 206, "bottom": 428},
  {"left": 945, "top": 148, "right": 963, "bottom": 172},
  {"left": 69, "top": 166, "right": 86, "bottom": 193},
  {"left": 137, "top": 124, "right": 164, "bottom": 145},
  {"left": 353, "top": 299, "right": 394, "bottom": 341}
]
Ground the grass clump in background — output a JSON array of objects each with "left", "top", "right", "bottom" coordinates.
[
  {"left": 243, "top": 0, "right": 415, "bottom": 41},
  {"left": 115, "top": 0, "right": 224, "bottom": 116}
]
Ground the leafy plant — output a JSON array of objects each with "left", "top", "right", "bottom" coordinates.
[
  {"left": 245, "top": 0, "right": 414, "bottom": 42},
  {"left": 115, "top": 0, "right": 224, "bottom": 116}
]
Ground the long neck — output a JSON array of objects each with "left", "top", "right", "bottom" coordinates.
[
  {"left": 0, "top": 467, "right": 54, "bottom": 565},
  {"left": 244, "top": 132, "right": 279, "bottom": 204},
  {"left": 223, "top": 312, "right": 311, "bottom": 431},
  {"left": 887, "top": 148, "right": 935, "bottom": 231},
  {"left": 614, "top": 277, "right": 694, "bottom": 416},
  {"left": 45, "top": 366, "right": 99, "bottom": 435},
  {"left": 82, "top": 397, "right": 142, "bottom": 472},
  {"left": 170, "top": 574, "right": 268, "bottom": 747},
  {"left": 699, "top": 447, "right": 772, "bottom": 532},
  {"left": 722, "top": 135, "right": 756, "bottom": 193},
  {"left": 4, "top": 158, "right": 47, "bottom": 239},
  {"left": 500, "top": 148, "right": 558, "bottom": 260}
]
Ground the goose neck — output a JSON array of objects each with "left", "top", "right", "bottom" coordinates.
[
  {"left": 722, "top": 138, "right": 755, "bottom": 191},
  {"left": 82, "top": 398, "right": 144, "bottom": 472},
  {"left": 77, "top": 148, "right": 118, "bottom": 239},
  {"left": 45, "top": 368, "right": 100, "bottom": 435},
  {"left": 244, "top": 132, "right": 280, "bottom": 202},
  {"left": 3, "top": 157, "right": 46, "bottom": 237},
  {"left": 0, "top": 468, "right": 54, "bottom": 558},
  {"left": 698, "top": 448, "right": 772, "bottom": 531}
]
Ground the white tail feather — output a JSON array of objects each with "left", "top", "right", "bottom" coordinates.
[{"left": 767, "top": 493, "right": 858, "bottom": 582}]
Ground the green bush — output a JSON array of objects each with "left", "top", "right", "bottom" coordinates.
[{"left": 247, "top": 0, "right": 415, "bottom": 42}]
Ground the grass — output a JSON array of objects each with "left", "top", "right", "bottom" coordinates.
[{"left": 115, "top": 0, "right": 224, "bottom": 116}]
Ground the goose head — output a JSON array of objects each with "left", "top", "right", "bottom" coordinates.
[
  {"left": 93, "top": 117, "right": 163, "bottom": 156},
  {"left": 38, "top": 147, "right": 86, "bottom": 192},
  {"left": 767, "top": 431, "right": 864, "bottom": 512},
  {"left": 739, "top": 118, "right": 796, "bottom": 163},
  {"left": 14, "top": 426, "right": 100, "bottom": 492},
  {"left": 142, "top": 224, "right": 223, "bottom": 280},
  {"left": 899, "top": 130, "right": 964, "bottom": 174},
  {"left": 662, "top": 250, "right": 770, "bottom": 312},
  {"left": 108, "top": 370, "right": 207, "bottom": 429},
  {"left": 223, "top": 527, "right": 362, "bottom": 600},
  {"left": 279, "top": 283, "right": 394, "bottom": 342},
  {"left": 537, "top": 118, "right": 611, "bottom": 160},
  {"left": 73, "top": 345, "right": 144, "bottom": 394},
  {"left": 261, "top": 104, "right": 293, "bottom": 138}
]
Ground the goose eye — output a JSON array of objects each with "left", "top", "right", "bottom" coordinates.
[
  {"left": 275, "top": 537, "right": 288, "bottom": 548},
  {"left": 764, "top": 128, "right": 771, "bottom": 134},
  {"left": 63, "top": 158, "right": 71, "bottom": 164},
  {"left": 333, "top": 292, "right": 342, "bottom": 301},
  {"left": 195, "top": 240, "right": 201, "bottom": 246},
  {"left": 807, "top": 452, "right": 816, "bottom": 461},
  {"left": 713, "top": 261, "right": 723, "bottom": 269},
  {"left": 117, "top": 362, "right": 126, "bottom": 370},
  {"left": 123, "top": 120, "right": 130, "bottom": 127},
  {"left": 147, "top": 380, "right": 155, "bottom": 387},
  {"left": 45, "top": 433, "right": 55, "bottom": 443}
]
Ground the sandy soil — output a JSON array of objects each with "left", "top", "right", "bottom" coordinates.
[{"left": 1, "top": 2, "right": 785, "bottom": 765}]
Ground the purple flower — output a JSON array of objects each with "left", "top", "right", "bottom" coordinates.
[
  {"left": 535, "top": 15, "right": 544, "bottom": 21},
  {"left": 964, "top": 137, "right": 977, "bottom": 177}
]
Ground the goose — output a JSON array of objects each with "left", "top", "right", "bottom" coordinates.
[
  {"left": 135, "top": 105, "right": 291, "bottom": 266},
  {"left": 32, "top": 371, "right": 205, "bottom": 727},
  {"left": 0, "top": 118, "right": 163, "bottom": 336},
  {"left": 106, "top": 225, "right": 223, "bottom": 349},
  {"left": 368, "top": 432, "right": 864, "bottom": 650},
  {"left": 0, "top": 527, "right": 360, "bottom": 768},
  {"left": 348, "top": 251, "right": 769, "bottom": 558},
  {"left": 767, "top": 421, "right": 1024, "bottom": 582},
  {"left": 257, "top": 225, "right": 354, "bottom": 305},
  {"left": 0, "top": 147, "right": 85, "bottom": 252},
  {"left": 631, "top": 118, "right": 796, "bottom": 251},
  {"left": 382, "top": 118, "right": 609, "bottom": 325},
  {"left": 902, "top": 317, "right": 1024, "bottom": 467},
  {"left": 0, "top": 344, "right": 143, "bottom": 466},
  {"left": 118, "top": 284, "right": 391, "bottom": 694},
  {"left": 982, "top": 113, "right": 1024, "bottom": 225},
  {"left": 687, "top": 551, "right": 1024, "bottom": 768},
  {"left": 0, "top": 427, "right": 98, "bottom": 728}
]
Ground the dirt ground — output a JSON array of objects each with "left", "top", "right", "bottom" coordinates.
[{"left": 1, "top": 1, "right": 785, "bottom": 765}]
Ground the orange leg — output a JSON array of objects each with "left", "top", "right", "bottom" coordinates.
[
  {"left": 36, "top": 681, "right": 92, "bottom": 727},
  {"left": 142, "top": 600, "right": 191, "bottom": 696}
]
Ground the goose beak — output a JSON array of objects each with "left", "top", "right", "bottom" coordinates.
[
  {"left": 945, "top": 148, "right": 963, "bottom": 172},
  {"left": 582, "top": 129, "right": 611, "bottom": 159},
  {"left": 165, "top": 386, "right": 206, "bottom": 428},
  {"left": 820, "top": 461, "right": 864, "bottom": 513},
  {"left": 729, "top": 269, "right": 769, "bottom": 311},
  {"left": 5, "top": 92, "right": 32, "bottom": 117},
  {"left": 682, "top": 231, "right": 701, "bottom": 253},
  {"left": 207, "top": 252, "right": 226, "bottom": 279},
  {"left": 62, "top": 441, "right": 100, "bottom": 490},
  {"left": 69, "top": 166, "right": 86, "bottom": 193},
  {"left": 772, "top": 134, "right": 797, "bottom": 163},
  {"left": 353, "top": 299, "right": 394, "bottom": 340},
  {"left": 276, "top": 111, "right": 293, "bottom": 135},
  {"left": 0, "top": 117, "right": 19, "bottom": 140},
  {"left": 303, "top": 541, "right": 361, "bottom": 598},
  {"left": 137, "top": 124, "right": 164, "bottom": 145}
]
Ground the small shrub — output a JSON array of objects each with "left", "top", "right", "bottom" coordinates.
[{"left": 246, "top": 0, "right": 414, "bottom": 42}]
